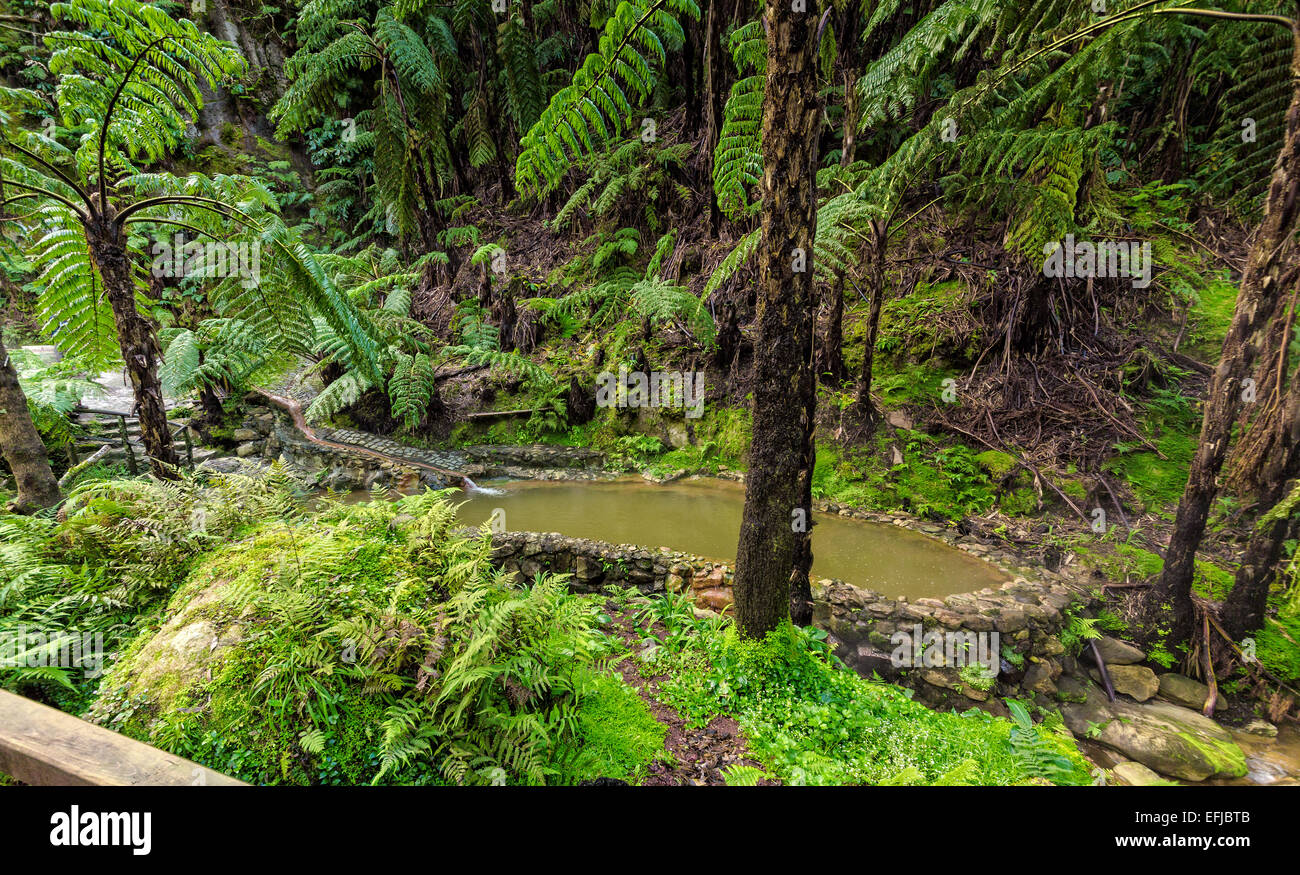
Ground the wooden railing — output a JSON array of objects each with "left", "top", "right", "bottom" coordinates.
[
  {"left": 73, "top": 406, "right": 196, "bottom": 475},
  {"left": 0, "top": 691, "right": 244, "bottom": 786}
]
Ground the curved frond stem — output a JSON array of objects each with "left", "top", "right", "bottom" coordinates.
[
  {"left": 114, "top": 195, "right": 261, "bottom": 229},
  {"left": 1, "top": 137, "right": 95, "bottom": 213},
  {"left": 0, "top": 177, "right": 87, "bottom": 218}
]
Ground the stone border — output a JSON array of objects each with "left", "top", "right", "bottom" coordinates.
[
  {"left": 221, "top": 410, "right": 1101, "bottom": 712},
  {"left": 481, "top": 526, "right": 1097, "bottom": 715}
]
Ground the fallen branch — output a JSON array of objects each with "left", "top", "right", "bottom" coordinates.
[
  {"left": 462, "top": 407, "right": 543, "bottom": 420},
  {"left": 58, "top": 445, "right": 112, "bottom": 488},
  {"left": 1090, "top": 639, "right": 1116, "bottom": 703},
  {"left": 1202, "top": 613, "right": 1219, "bottom": 718}
]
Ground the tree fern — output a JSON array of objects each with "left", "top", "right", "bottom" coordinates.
[{"left": 514, "top": 0, "right": 700, "bottom": 197}]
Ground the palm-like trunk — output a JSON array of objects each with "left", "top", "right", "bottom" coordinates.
[
  {"left": 856, "top": 222, "right": 887, "bottom": 421},
  {"left": 1222, "top": 374, "right": 1300, "bottom": 637},
  {"left": 1155, "top": 21, "right": 1300, "bottom": 641},
  {"left": 84, "top": 214, "right": 178, "bottom": 478},
  {"left": 0, "top": 335, "right": 62, "bottom": 512},
  {"left": 732, "top": 0, "right": 821, "bottom": 639}
]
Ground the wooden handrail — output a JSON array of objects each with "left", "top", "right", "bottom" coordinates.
[{"left": 0, "top": 691, "right": 245, "bottom": 786}]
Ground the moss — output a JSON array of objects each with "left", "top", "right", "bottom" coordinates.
[
  {"left": 1255, "top": 614, "right": 1300, "bottom": 683},
  {"left": 560, "top": 671, "right": 666, "bottom": 783},
  {"left": 219, "top": 121, "right": 244, "bottom": 147},
  {"left": 1172, "top": 729, "right": 1248, "bottom": 779},
  {"left": 974, "top": 450, "right": 1018, "bottom": 480},
  {"left": 1186, "top": 275, "right": 1239, "bottom": 358}
]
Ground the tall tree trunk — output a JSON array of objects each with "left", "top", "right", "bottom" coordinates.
[
  {"left": 1154, "top": 22, "right": 1300, "bottom": 642},
  {"left": 732, "top": 0, "right": 821, "bottom": 639},
  {"left": 84, "top": 215, "right": 178, "bottom": 478},
  {"left": 0, "top": 336, "right": 62, "bottom": 512},
  {"left": 855, "top": 221, "right": 887, "bottom": 420},
  {"left": 703, "top": 0, "right": 732, "bottom": 236},
  {"left": 818, "top": 270, "right": 847, "bottom": 384},
  {"left": 1222, "top": 372, "right": 1300, "bottom": 637}
]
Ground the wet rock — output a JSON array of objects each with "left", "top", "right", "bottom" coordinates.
[
  {"left": 1022, "top": 661, "right": 1058, "bottom": 695},
  {"left": 1107, "top": 664, "right": 1160, "bottom": 702},
  {"left": 1112, "top": 761, "right": 1169, "bottom": 786},
  {"left": 1094, "top": 635, "right": 1145, "bottom": 665},
  {"left": 1243, "top": 720, "right": 1278, "bottom": 738},
  {"left": 1062, "top": 693, "right": 1247, "bottom": 781},
  {"left": 1157, "top": 673, "right": 1214, "bottom": 711}
]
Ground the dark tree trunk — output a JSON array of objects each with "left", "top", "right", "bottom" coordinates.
[
  {"left": 1154, "top": 23, "right": 1300, "bottom": 642},
  {"left": 790, "top": 436, "right": 815, "bottom": 627},
  {"left": 682, "top": 9, "right": 700, "bottom": 134},
  {"left": 197, "top": 380, "right": 226, "bottom": 426},
  {"left": 0, "top": 335, "right": 62, "bottom": 512},
  {"left": 703, "top": 0, "right": 731, "bottom": 236},
  {"left": 855, "top": 222, "right": 887, "bottom": 420},
  {"left": 1222, "top": 373, "right": 1300, "bottom": 637},
  {"left": 838, "top": 6, "right": 861, "bottom": 167},
  {"left": 732, "top": 0, "right": 821, "bottom": 640},
  {"left": 818, "top": 270, "right": 847, "bottom": 384},
  {"left": 85, "top": 215, "right": 178, "bottom": 478}
]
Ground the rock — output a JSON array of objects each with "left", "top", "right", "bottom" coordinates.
[
  {"left": 1158, "top": 673, "right": 1213, "bottom": 711},
  {"left": 1094, "top": 635, "right": 1145, "bottom": 665},
  {"left": 1062, "top": 693, "right": 1247, "bottom": 781},
  {"left": 1112, "top": 761, "right": 1170, "bottom": 786},
  {"left": 231, "top": 428, "right": 261, "bottom": 441},
  {"left": 235, "top": 442, "right": 263, "bottom": 458},
  {"left": 1108, "top": 664, "right": 1160, "bottom": 702},
  {"left": 853, "top": 645, "right": 900, "bottom": 679},
  {"left": 1243, "top": 719, "right": 1278, "bottom": 738},
  {"left": 1022, "top": 661, "right": 1057, "bottom": 695},
  {"left": 665, "top": 572, "right": 686, "bottom": 594},
  {"left": 695, "top": 587, "right": 733, "bottom": 612},
  {"left": 886, "top": 410, "right": 913, "bottom": 430}
]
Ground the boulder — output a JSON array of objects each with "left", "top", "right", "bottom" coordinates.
[
  {"left": 1022, "top": 661, "right": 1058, "bottom": 695},
  {"left": 1094, "top": 635, "right": 1145, "bottom": 665},
  {"left": 1062, "top": 692, "right": 1247, "bottom": 781},
  {"left": 1157, "top": 673, "right": 1214, "bottom": 711},
  {"left": 1112, "top": 761, "right": 1170, "bottom": 786},
  {"left": 695, "top": 587, "right": 733, "bottom": 613},
  {"left": 1108, "top": 664, "right": 1160, "bottom": 702},
  {"left": 1243, "top": 719, "right": 1277, "bottom": 738}
]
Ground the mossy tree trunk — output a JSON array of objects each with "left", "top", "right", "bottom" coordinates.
[
  {"left": 1222, "top": 374, "right": 1300, "bottom": 637},
  {"left": 0, "top": 335, "right": 62, "bottom": 512},
  {"left": 855, "top": 220, "right": 888, "bottom": 422},
  {"left": 84, "top": 213, "right": 178, "bottom": 478},
  {"left": 732, "top": 0, "right": 821, "bottom": 639},
  {"left": 1154, "top": 21, "right": 1300, "bottom": 642}
]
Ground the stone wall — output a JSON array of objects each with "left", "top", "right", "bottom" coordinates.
[
  {"left": 480, "top": 528, "right": 1097, "bottom": 716},
  {"left": 222, "top": 407, "right": 1097, "bottom": 716}
]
